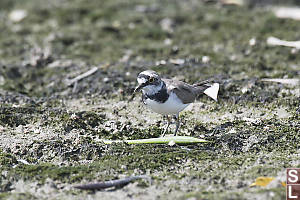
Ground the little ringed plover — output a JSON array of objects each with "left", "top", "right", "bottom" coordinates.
[{"left": 134, "top": 70, "right": 219, "bottom": 136}]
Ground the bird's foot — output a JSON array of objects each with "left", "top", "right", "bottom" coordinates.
[{"left": 161, "top": 124, "right": 169, "bottom": 137}]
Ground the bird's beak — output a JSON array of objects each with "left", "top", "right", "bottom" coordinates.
[{"left": 134, "top": 84, "right": 144, "bottom": 93}]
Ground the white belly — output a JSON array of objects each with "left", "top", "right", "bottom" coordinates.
[{"left": 144, "top": 93, "right": 189, "bottom": 115}]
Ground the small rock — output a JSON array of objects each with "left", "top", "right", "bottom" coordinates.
[
  {"left": 202, "top": 56, "right": 210, "bottom": 63},
  {"left": 33, "top": 128, "right": 40, "bottom": 134},
  {"left": 291, "top": 48, "right": 299, "bottom": 54},
  {"left": 0, "top": 75, "right": 5, "bottom": 85},
  {"left": 241, "top": 87, "right": 248, "bottom": 94},
  {"left": 112, "top": 20, "right": 121, "bottom": 28},
  {"left": 160, "top": 18, "right": 174, "bottom": 33},
  {"left": 228, "top": 128, "right": 236, "bottom": 134},
  {"left": 168, "top": 140, "right": 175, "bottom": 146},
  {"left": 249, "top": 38, "right": 256, "bottom": 46},
  {"left": 164, "top": 38, "right": 172, "bottom": 45},
  {"left": 70, "top": 113, "right": 78, "bottom": 120},
  {"left": 275, "top": 108, "right": 291, "bottom": 119},
  {"left": 156, "top": 60, "right": 167, "bottom": 65},
  {"left": 16, "top": 125, "right": 24, "bottom": 134},
  {"left": 128, "top": 22, "right": 135, "bottom": 29}
]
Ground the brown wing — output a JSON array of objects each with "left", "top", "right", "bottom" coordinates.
[{"left": 163, "top": 79, "right": 197, "bottom": 104}]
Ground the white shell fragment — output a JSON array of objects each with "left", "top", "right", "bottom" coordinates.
[
  {"left": 202, "top": 56, "right": 210, "bottom": 63},
  {"left": 169, "top": 58, "right": 185, "bottom": 65},
  {"left": 249, "top": 38, "right": 256, "bottom": 46},
  {"left": 9, "top": 9, "right": 27, "bottom": 22}
]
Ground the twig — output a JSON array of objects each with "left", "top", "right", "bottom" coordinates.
[
  {"left": 74, "top": 175, "right": 151, "bottom": 190},
  {"left": 267, "top": 36, "right": 300, "bottom": 49},
  {"left": 65, "top": 66, "right": 98, "bottom": 86},
  {"left": 72, "top": 81, "right": 78, "bottom": 93}
]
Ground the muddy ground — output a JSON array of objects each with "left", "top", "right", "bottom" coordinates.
[{"left": 0, "top": 0, "right": 299, "bottom": 199}]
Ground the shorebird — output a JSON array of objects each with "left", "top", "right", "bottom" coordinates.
[{"left": 134, "top": 70, "right": 219, "bottom": 136}]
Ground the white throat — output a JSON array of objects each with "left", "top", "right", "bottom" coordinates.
[{"left": 140, "top": 80, "right": 164, "bottom": 95}]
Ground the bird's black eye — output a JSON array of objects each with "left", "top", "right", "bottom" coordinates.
[{"left": 149, "top": 77, "right": 155, "bottom": 83}]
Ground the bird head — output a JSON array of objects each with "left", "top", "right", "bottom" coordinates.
[{"left": 134, "top": 70, "right": 162, "bottom": 93}]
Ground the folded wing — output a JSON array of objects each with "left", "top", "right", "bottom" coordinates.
[{"left": 163, "top": 79, "right": 197, "bottom": 104}]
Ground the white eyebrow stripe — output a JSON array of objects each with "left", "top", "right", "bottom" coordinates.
[
  {"left": 142, "top": 71, "right": 153, "bottom": 76},
  {"left": 137, "top": 77, "right": 147, "bottom": 84}
]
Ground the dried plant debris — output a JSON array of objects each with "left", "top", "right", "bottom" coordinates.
[
  {"left": 267, "top": 36, "right": 300, "bottom": 49},
  {"left": 220, "top": 0, "right": 244, "bottom": 6},
  {"left": 261, "top": 78, "right": 300, "bottom": 86},
  {"left": 250, "top": 177, "right": 275, "bottom": 187},
  {"left": 65, "top": 66, "right": 99, "bottom": 86},
  {"left": 273, "top": 7, "right": 300, "bottom": 20},
  {"left": 250, "top": 171, "right": 286, "bottom": 188}
]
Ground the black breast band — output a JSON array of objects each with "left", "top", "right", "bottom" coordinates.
[{"left": 143, "top": 86, "right": 169, "bottom": 104}]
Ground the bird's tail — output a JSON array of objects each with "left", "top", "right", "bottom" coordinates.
[{"left": 193, "top": 80, "right": 219, "bottom": 101}]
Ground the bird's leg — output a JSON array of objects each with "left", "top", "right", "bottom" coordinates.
[
  {"left": 174, "top": 113, "right": 180, "bottom": 136},
  {"left": 161, "top": 115, "right": 170, "bottom": 137}
]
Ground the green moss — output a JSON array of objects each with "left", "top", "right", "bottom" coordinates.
[
  {"left": 11, "top": 163, "right": 95, "bottom": 183},
  {"left": 0, "top": 106, "right": 39, "bottom": 127},
  {"left": 6, "top": 144, "right": 212, "bottom": 184},
  {"left": 0, "top": 150, "right": 17, "bottom": 167}
]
